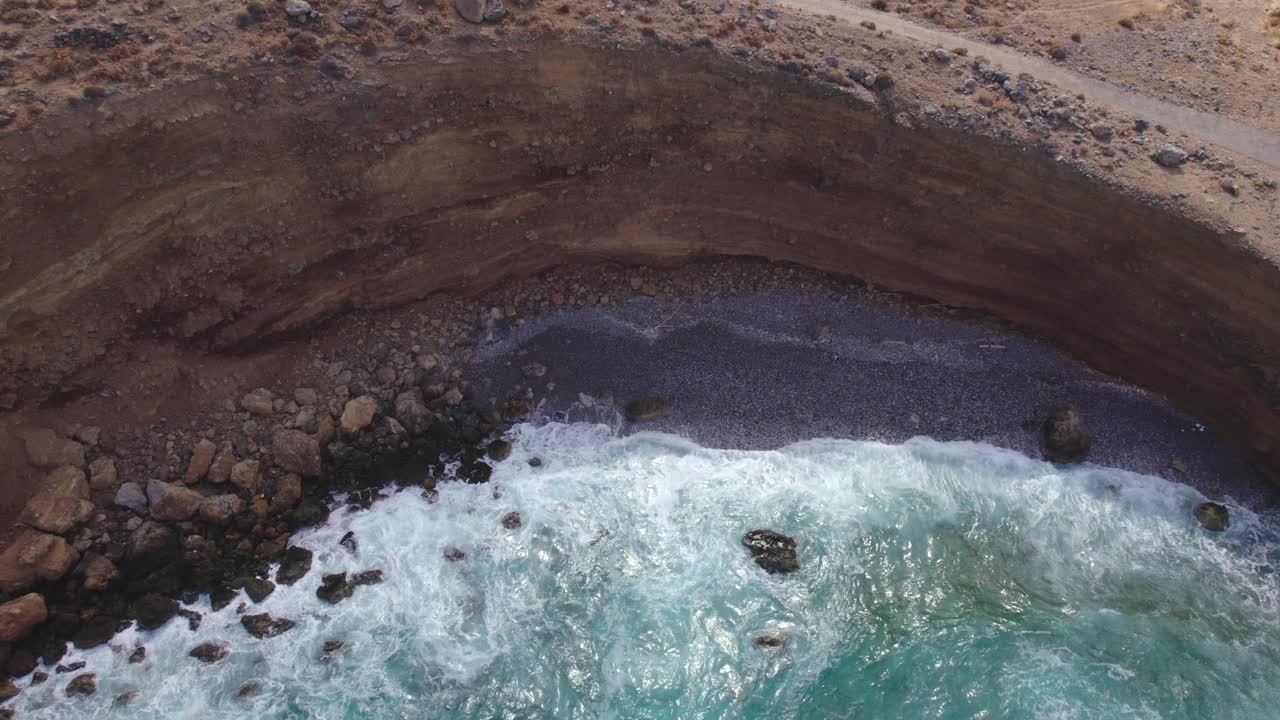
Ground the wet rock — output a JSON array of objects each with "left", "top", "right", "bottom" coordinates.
[
  {"left": 0, "top": 683, "right": 18, "bottom": 703},
  {"left": 30, "top": 671, "right": 48, "bottom": 685},
  {"left": 209, "top": 587, "right": 237, "bottom": 612},
  {"left": 341, "top": 396, "right": 378, "bottom": 433},
  {"left": 241, "top": 613, "right": 296, "bottom": 639},
  {"left": 502, "top": 511, "right": 522, "bottom": 529},
  {"left": 276, "top": 546, "right": 313, "bottom": 586},
  {"left": 208, "top": 443, "right": 237, "bottom": 484},
  {"left": 0, "top": 530, "right": 80, "bottom": 593},
  {"left": 146, "top": 480, "right": 203, "bottom": 521},
  {"left": 0, "top": 593, "right": 47, "bottom": 642},
  {"left": 132, "top": 593, "right": 179, "bottom": 630},
  {"left": 198, "top": 494, "right": 245, "bottom": 525},
  {"left": 272, "top": 429, "right": 321, "bottom": 476},
  {"left": 65, "top": 673, "right": 96, "bottom": 696},
  {"left": 1041, "top": 407, "right": 1091, "bottom": 463},
  {"left": 20, "top": 466, "right": 94, "bottom": 534},
  {"left": 753, "top": 633, "right": 785, "bottom": 647},
  {"left": 741, "top": 529, "right": 799, "bottom": 574},
  {"left": 115, "top": 482, "right": 148, "bottom": 513},
  {"left": 56, "top": 660, "right": 86, "bottom": 673},
  {"left": 89, "top": 457, "right": 119, "bottom": 490},
  {"left": 1154, "top": 144, "right": 1189, "bottom": 168},
  {"left": 394, "top": 389, "right": 433, "bottom": 435},
  {"left": 183, "top": 439, "right": 217, "bottom": 484},
  {"left": 316, "top": 572, "right": 355, "bottom": 604},
  {"left": 79, "top": 553, "right": 119, "bottom": 591},
  {"left": 128, "top": 646, "right": 146, "bottom": 663},
  {"left": 444, "top": 547, "right": 466, "bottom": 562},
  {"left": 1194, "top": 502, "right": 1229, "bottom": 531},
  {"left": 625, "top": 397, "right": 671, "bottom": 421},
  {"left": 19, "top": 428, "right": 85, "bottom": 468},
  {"left": 488, "top": 439, "right": 512, "bottom": 461},
  {"left": 528, "top": 457, "right": 543, "bottom": 467},
  {"left": 242, "top": 577, "right": 275, "bottom": 603},
  {"left": 123, "top": 521, "right": 177, "bottom": 576},
  {"left": 322, "top": 639, "right": 344, "bottom": 654},
  {"left": 352, "top": 569, "right": 383, "bottom": 586},
  {"left": 240, "top": 388, "right": 275, "bottom": 415},
  {"left": 177, "top": 609, "right": 202, "bottom": 632},
  {"left": 230, "top": 459, "right": 262, "bottom": 494},
  {"left": 72, "top": 616, "right": 121, "bottom": 649},
  {"left": 114, "top": 689, "right": 139, "bottom": 707},
  {"left": 339, "top": 531, "right": 358, "bottom": 554},
  {"left": 238, "top": 682, "right": 260, "bottom": 697},
  {"left": 189, "top": 642, "right": 229, "bottom": 663}
]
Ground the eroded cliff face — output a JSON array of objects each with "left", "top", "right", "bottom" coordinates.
[{"left": 2, "top": 39, "right": 1279, "bottom": 479}]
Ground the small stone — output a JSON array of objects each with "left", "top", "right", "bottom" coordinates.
[
  {"left": 294, "top": 387, "right": 318, "bottom": 406},
  {"left": 1193, "top": 502, "right": 1229, "bottom": 531},
  {"left": 502, "top": 511, "right": 522, "bottom": 529},
  {"left": 115, "top": 482, "right": 148, "bottom": 513},
  {"left": 284, "top": 0, "right": 311, "bottom": 16},
  {"left": 128, "top": 646, "right": 145, "bottom": 663},
  {"left": 184, "top": 439, "right": 217, "bottom": 484},
  {"left": 444, "top": 547, "right": 466, "bottom": 562},
  {"left": 240, "top": 388, "right": 276, "bottom": 415},
  {"left": 1154, "top": 144, "right": 1189, "bottom": 168},
  {"left": 932, "top": 48, "right": 953, "bottom": 63},
  {"left": 66, "top": 673, "right": 96, "bottom": 697},
  {"left": 189, "top": 642, "right": 229, "bottom": 663},
  {"left": 271, "top": 473, "right": 302, "bottom": 513},
  {"left": 521, "top": 362, "right": 547, "bottom": 378},
  {"left": 114, "top": 689, "right": 139, "bottom": 707},
  {"left": 1041, "top": 407, "right": 1091, "bottom": 463},
  {"left": 238, "top": 682, "right": 260, "bottom": 698},
  {"left": 625, "top": 397, "right": 671, "bottom": 421},
  {"left": 527, "top": 457, "right": 543, "bottom": 467},
  {"left": 341, "top": 396, "right": 378, "bottom": 433},
  {"left": 1220, "top": 178, "right": 1240, "bottom": 196},
  {"left": 322, "top": 639, "right": 344, "bottom": 654},
  {"left": 741, "top": 529, "right": 799, "bottom": 574},
  {"left": 753, "top": 633, "right": 785, "bottom": 648},
  {"left": 1090, "top": 123, "right": 1114, "bottom": 141},
  {"left": 241, "top": 612, "right": 296, "bottom": 639},
  {"left": 56, "top": 661, "right": 87, "bottom": 674},
  {"left": 487, "top": 439, "right": 512, "bottom": 462}
]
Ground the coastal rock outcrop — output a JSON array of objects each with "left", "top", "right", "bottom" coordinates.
[{"left": 741, "top": 529, "right": 799, "bottom": 574}]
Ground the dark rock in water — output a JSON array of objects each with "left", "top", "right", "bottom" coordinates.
[
  {"left": 502, "top": 511, "right": 522, "bottom": 529},
  {"left": 339, "top": 531, "right": 358, "bottom": 555},
  {"left": 322, "top": 639, "right": 344, "bottom": 654},
  {"left": 352, "top": 569, "right": 383, "bottom": 586},
  {"left": 56, "top": 660, "right": 86, "bottom": 674},
  {"left": 317, "top": 573, "right": 355, "bottom": 604},
  {"left": 5, "top": 647, "right": 36, "bottom": 676},
  {"left": 488, "top": 439, "right": 512, "bottom": 461},
  {"left": 240, "top": 613, "right": 296, "bottom": 639},
  {"left": 73, "top": 616, "right": 123, "bottom": 649},
  {"left": 625, "top": 396, "right": 672, "bottom": 421},
  {"left": 242, "top": 577, "right": 276, "bottom": 603},
  {"left": 292, "top": 499, "right": 326, "bottom": 527},
  {"left": 461, "top": 460, "right": 492, "bottom": 484},
  {"left": 189, "top": 642, "right": 229, "bottom": 663},
  {"left": 0, "top": 683, "right": 17, "bottom": 702},
  {"left": 1194, "top": 502, "right": 1230, "bottom": 531},
  {"left": 528, "top": 457, "right": 543, "bottom": 467},
  {"left": 1041, "top": 407, "right": 1091, "bottom": 463},
  {"left": 31, "top": 671, "right": 48, "bottom": 685},
  {"left": 177, "top": 608, "right": 202, "bottom": 631},
  {"left": 741, "top": 529, "right": 799, "bottom": 574},
  {"left": 277, "top": 546, "right": 314, "bottom": 586},
  {"left": 66, "top": 673, "right": 96, "bottom": 696},
  {"left": 132, "top": 593, "right": 179, "bottom": 630},
  {"left": 238, "top": 682, "right": 260, "bottom": 698},
  {"left": 444, "top": 547, "right": 466, "bottom": 562},
  {"left": 114, "top": 689, "right": 139, "bottom": 707},
  {"left": 210, "top": 586, "right": 238, "bottom": 612},
  {"left": 127, "top": 646, "right": 145, "bottom": 664},
  {"left": 753, "top": 633, "right": 786, "bottom": 648}
]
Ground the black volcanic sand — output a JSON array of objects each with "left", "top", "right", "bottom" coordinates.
[{"left": 466, "top": 289, "right": 1272, "bottom": 509}]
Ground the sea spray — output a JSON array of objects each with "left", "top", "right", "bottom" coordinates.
[{"left": 12, "top": 423, "right": 1280, "bottom": 719}]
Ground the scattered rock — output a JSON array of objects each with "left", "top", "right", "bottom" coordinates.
[
  {"left": 272, "top": 429, "right": 321, "bottom": 476},
  {"left": 1041, "top": 407, "right": 1091, "bottom": 463},
  {"left": 242, "top": 577, "right": 275, "bottom": 603},
  {"left": 208, "top": 443, "right": 237, "bottom": 484},
  {"left": 625, "top": 397, "right": 671, "bottom": 421},
  {"left": 19, "top": 428, "right": 85, "bottom": 468},
  {"left": 1154, "top": 144, "right": 1189, "bottom": 168},
  {"left": 88, "top": 457, "right": 118, "bottom": 490},
  {"left": 146, "top": 480, "right": 204, "bottom": 521},
  {"left": 198, "top": 494, "right": 245, "bottom": 525},
  {"left": 753, "top": 633, "right": 785, "bottom": 648},
  {"left": 80, "top": 553, "right": 119, "bottom": 591},
  {"left": 316, "top": 572, "right": 355, "bottom": 604},
  {"left": 230, "top": 459, "right": 262, "bottom": 494},
  {"left": 240, "top": 613, "right": 296, "bottom": 639},
  {"left": 322, "top": 639, "right": 344, "bottom": 654},
  {"left": 0, "top": 593, "right": 47, "bottom": 642},
  {"left": 184, "top": 439, "right": 217, "bottom": 484},
  {"left": 741, "top": 529, "right": 799, "bottom": 574},
  {"left": 502, "top": 511, "right": 522, "bottom": 529},
  {"left": 0, "top": 530, "right": 80, "bottom": 593},
  {"left": 341, "top": 396, "right": 378, "bottom": 433},
  {"left": 114, "top": 689, "right": 139, "bottom": 707},
  {"left": 394, "top": 389, "right": 432, "bottom": 435},
  {"left": 487, "top": 439, "right": 512, "bottom": 461},
  {"left": 189, "top": 642, "right": 229, "bottom": 663},
  {"left": 65, "top": 673, "right": 96, "bottom": 697},
  {"left": 276, "top": 546, "right": 313, "bottom": 586},
  {"left": 1193, "top": 502, "right": 1229, "bottom": 531},
  {"left": 132, "top": 593, "right": 179, "bottom": 630},
  {"left": 115, "top": 482, "right": 148, "bottom": 513},
  {"left": 240, "top": 388, "right": 276, "bottom": 415}
]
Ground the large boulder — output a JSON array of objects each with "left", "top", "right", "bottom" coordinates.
[
  {"left": 0, "top": 593, "right": 48, "bottom": 642},
  {"left": 1194, "top": 502, "right": 1229, "bottom": 531},
  {"left": 741, "top": 529, "right": 799, "bottom": 574},
  {"left": 230, "top": 459, "right": 262, "bottom": 494},
  {"left": 394, "top": 389, "right": 432, "bottom": 435},
  {"left": 340, "top": 396, "right": 378, "bottom": 433},
  {"left": 65, "top": 673, "right": 96, "bottom": 697},
  {"left": 88, "top": 457, "right": 119, "bottom": 490},
  {"left": 197, "top": 494, "right": 244, "bottom": 525},
  {"left": 240, "top": 613, "right": 296, "bottom": 639},
  {"left": 271, "top": 474, "right": 302, "bottom": 513},
  {"left": 271, "top": 429, "right": 321, "bottom": 476},
  {"left": 183, "top": 439, "right": 217, "bottom": 485},
  {"left": 19, "top": 428, "right": 85, "bottom": 468},
  {"left": 146, "top": 480, "right": 203, "bottom": 521},
  {"left": 1041, "top": 407, "right": 1092, "bottom": 463},
  {"left": 131, "top": 593, "right": 179, "bottom": 630},
  {"left": 114, "top": 482, "right": 148, "bottom": 513},
  {"left": 275, "top": 546, "right": 313, "bottom": 586},
  {"left": 79, "top": 553, "right": 119, "bottom": 591},
  {"left": 0, "top": 530, "right": 80, "bottom": 593},
  {"left": 123, "top": 521, "right": 177, "bottom": 576},
  {"left": 189, "top": 642, "right": 229, "bottom": 663},
  {"left": 19, "top": 466, "right": 94, "bottom": 534}
]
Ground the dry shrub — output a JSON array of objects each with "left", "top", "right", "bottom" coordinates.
[{"left": 37, "top": 47, "right": 78, "bottom": 81}]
